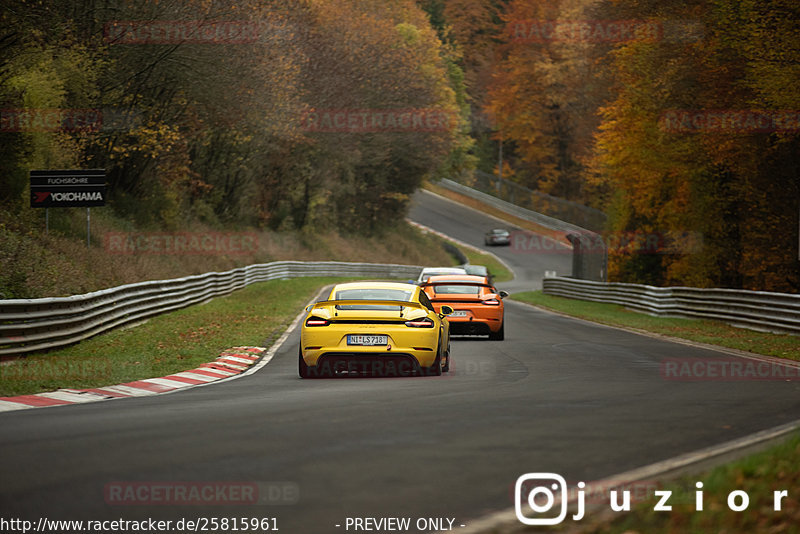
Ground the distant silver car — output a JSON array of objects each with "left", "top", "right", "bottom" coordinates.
[{"left": 484, "top": 229, "right": 511, "bottom": 246}]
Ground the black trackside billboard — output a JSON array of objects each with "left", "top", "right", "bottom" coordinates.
[{"left": 30, "top": 169, "right": 106, "bottom": 208}]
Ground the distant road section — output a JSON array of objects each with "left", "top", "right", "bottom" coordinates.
[{"left": 408, "top": 189, "right": 572, "bottom": 291}]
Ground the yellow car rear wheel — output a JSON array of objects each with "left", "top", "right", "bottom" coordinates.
[
  {"left": 422, "top": 339, "right": 443, "bottom": 376},
  {"left": 299, "top": 348, "right": 314, "bottom": 379}
]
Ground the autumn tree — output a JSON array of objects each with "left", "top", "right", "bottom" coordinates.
[
  {"left": 483, "top": 0, "right": 607, "bottom": 202},
  {"left": 1, "top": 0, "right": 470, "bottom": 235},
  {"left": 590, "top": 0, "right": 799, "bottom": 291}
]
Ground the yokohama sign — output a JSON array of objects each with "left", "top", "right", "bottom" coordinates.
[{"left": 30, "top": 170, "right": 106, "bottom": 208}]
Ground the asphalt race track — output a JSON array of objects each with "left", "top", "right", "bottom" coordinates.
[{"left": 0, "top": 192, "right": 798, "bottom": 532}]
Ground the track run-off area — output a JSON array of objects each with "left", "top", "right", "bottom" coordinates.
[{"left": 1, "top": 189, "right": 798, "bottom": 533}]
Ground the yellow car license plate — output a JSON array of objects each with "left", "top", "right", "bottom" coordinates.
[{"left": 347, "top": 335, "right": 388, "bottom": 346}]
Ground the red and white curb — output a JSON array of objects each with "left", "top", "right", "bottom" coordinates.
[{"left": 0, "top": 347, "right": 265, "bottom": 413}]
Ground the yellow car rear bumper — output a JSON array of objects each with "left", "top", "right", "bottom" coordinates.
[{"left": 301, "top": 326, "right": 440, "bottom": 369}]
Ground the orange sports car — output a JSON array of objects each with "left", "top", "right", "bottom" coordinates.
[{"left": 421, "top": 275, "right": 508, "bottom": 340}]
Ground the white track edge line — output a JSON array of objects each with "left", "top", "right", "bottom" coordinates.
[
  {"left": 508, "top": 298, "right": 800, "bottom": 368},
  {"left": 460, "top": 417, "right": 800, "bottom": 533}
]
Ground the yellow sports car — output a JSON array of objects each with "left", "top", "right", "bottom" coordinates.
[{"left": 299, "top": 281, "right": 453, "bottom": 378}]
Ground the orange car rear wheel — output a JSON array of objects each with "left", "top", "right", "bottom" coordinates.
[{"left": 488, "top": 322, "right": 505, "bottom": 341}]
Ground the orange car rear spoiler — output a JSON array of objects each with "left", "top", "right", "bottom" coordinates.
[{"left": 420, "top": 281, "right": 494, "bottom": 289}]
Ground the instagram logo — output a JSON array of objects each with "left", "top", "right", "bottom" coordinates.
[{"left": 515, "top": 473, "right": 570, "bottom": 525}]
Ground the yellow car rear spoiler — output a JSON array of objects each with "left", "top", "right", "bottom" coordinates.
[{"left": 310, "top": 299, "right": 427, "bottom": 310}]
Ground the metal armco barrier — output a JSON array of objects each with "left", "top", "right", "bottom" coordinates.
[
  {"left": 543, "top": 276, "right": 800, "bottom": 335},
  {"left": 0, "top": 261, "right": 422, "bottom": 357},
  {"left": 438, "top": 178, "right": 586, "bottom": 234},
  {"left": 471, "top": 170, "right": 607, "bottom": 233}
]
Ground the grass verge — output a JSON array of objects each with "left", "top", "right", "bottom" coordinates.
[
  {"left": 580, "top": 433, "right": 800, "bottom": 534},
  {"left": 0, "top": 277, "right": 344, "bottom": 397},
  {"left": 512, "top": 291, "right": 800, "bottom": 361},
  {"left": 0, "top": 206, "right": 453, "bottom": 299}
]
